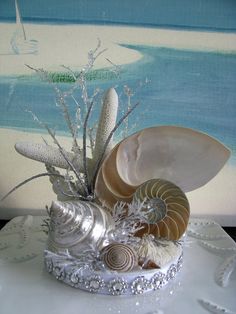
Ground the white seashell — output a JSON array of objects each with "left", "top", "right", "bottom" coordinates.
[
  {"left": 92, "top": 88, "right": 118, "bottom": 169},
  {"left": 101, "top": 243, "right": 138, "bottom": 272},
  {"left": 198, "top": 299, "right": 235, "bottom": 314},
  {"left": 200, "top": 241, "right": 236, "bottom": 255},
  {"left": 215, "top": 254, "right": 236, "bottom": 287},
  {"left": 187, "top": 229, "right": 228, "bottom": 240},
  {"left": 95, "top": 126, "right": 230, "bottom": 208},
  {"left": 133, "top": 179, "right": 190, "bottom": 240},
  {"left": 48, "top": 200, "right": 114, "bottom": 257},
  {"left": 116, "top": 126, "right": 230, "bottom": 191},
  {"left": 15, "top": 141, "right": 92, "bottom": 172}
]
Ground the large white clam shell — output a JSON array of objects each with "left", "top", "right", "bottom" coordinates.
[
  {"left": 95, "top": 126, "right": 230, "bottom": 208},
  {"left": 116, "top": 126, "right": 230, "bottom": 191}
]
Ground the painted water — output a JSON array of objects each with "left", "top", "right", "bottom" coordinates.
[
  {"left": 0, "top": 45, "right": 236, "bottom": 162},
  {"left": 1, "top": 0, "right": 236, "bottom": 32}
]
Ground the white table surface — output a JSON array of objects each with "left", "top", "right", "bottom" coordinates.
[{"left": 0, "top": 216, "right": 236, "bottom": 314}]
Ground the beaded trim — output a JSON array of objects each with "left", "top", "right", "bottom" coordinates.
[{"left": 44, "top": 250, "right": 183, "bottom": 296}]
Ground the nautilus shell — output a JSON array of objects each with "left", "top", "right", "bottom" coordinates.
[
  {"left": 95, "top": 126, "right": 230, "bottom": 209},
  {"left": 48, "top": 200, "right": 114, "bottom": 257},
  {"left": 101, "top": 243, "right": 138, "bottom": 272},
  {"left": 133, "top": 179, "right": 190, "bottom": 240}
]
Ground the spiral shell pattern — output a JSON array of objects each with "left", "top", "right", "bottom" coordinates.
[
  {"left": 101, "top": 243, "right": 138, "bottom": 272},
  {"left": 133, "top": 179, "right": 190, "bottom": 240},
  {"left": 48, "top": 200, "right": 114, "bottom": 255}
]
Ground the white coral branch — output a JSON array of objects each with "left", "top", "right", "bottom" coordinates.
[{"left": 15, "top": 141, "right": 92, "bottom": 173}]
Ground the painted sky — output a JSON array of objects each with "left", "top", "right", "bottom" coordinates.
[{"left": 0, "top": 0, "right": 236, "bottom": 31}]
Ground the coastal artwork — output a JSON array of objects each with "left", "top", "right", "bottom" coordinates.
[{"left": 0, "top": 0, "right": 236, "bottom": 222}]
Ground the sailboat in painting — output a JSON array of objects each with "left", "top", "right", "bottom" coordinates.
[{"left": 10, "top": 0, "right": 38, "bottom": 55}]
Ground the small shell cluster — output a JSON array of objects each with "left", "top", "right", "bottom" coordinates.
[{"left": 101, "top": 243, "right": 138, "bottom": 272}]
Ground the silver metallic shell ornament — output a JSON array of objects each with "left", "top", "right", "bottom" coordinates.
[
  {"left": 48, "top": 200, "right": 114, "bottom": 257},
  {"left": 133, "top": 179, "right": 190, "bottom": 240},
  {"left": 101, "top": 243, "right": 138, "bottom": 272}
]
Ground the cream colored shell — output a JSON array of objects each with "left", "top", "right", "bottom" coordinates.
[{"left": 95, "top": 126, "right": 230, "bottom": 209}]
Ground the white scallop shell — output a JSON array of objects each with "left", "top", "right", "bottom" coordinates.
[{"left": 95, "top": 126, "right": 230, "bottom": 209}]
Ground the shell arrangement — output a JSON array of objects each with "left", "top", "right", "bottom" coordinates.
[{"left": 11, "top": 70, "right": 230, "bottom": 288}]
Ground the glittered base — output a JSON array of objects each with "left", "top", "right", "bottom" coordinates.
[{"left": 44, "top": 249, "right": 183, "bottom": 296}]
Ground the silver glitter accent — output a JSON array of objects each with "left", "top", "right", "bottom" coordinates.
[
  {"left": 53, "top": 266, "right": 65, "bottom": 280},
  {"left": 69, "top": 270, "right": 84, "bottom": 286},
  {"left": 108, "top": 278, "right": 128, "bottom": 295},
  {"left": 167, "top": 265, "right": 177, "bottom": 280},
  {"left": 85, "top": 275, "right": 105, "bottom": 293},
  {"left": 151, "top": 272, "right": 166, "bottom": 290},
  {"left": 45, "top": 259, "right": 53, "bottom": 273},
  {"left": 177, "top": 253, "right": 183, "bottom": 271},
  {"left": 131, "top": 276, "right": 150, "bottom": 295}
]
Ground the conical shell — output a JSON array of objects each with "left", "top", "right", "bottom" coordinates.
[
  {"left": 133, "top": 179, "right": 190, "bottom": 240},
  {"left": 95, "top": 126, "right": 230, "bottom": 208},
  {"left": 48, "top": 200, "right": 114, "bottom": 256}
]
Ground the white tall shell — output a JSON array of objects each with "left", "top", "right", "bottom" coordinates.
[
  {"left": 92, "top": 88, "right": 118, "bottom": 168},
  {"left": 15, "top": 141, "right": 91, "bottom": 172}
]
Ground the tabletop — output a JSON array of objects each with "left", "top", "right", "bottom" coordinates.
[{"left": 0, "top": 216, "right": 236, "bottom": 314}]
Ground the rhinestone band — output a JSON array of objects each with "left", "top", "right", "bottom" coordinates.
[{"left": 44, "top": 250, "right": 183, "bottom": 296}]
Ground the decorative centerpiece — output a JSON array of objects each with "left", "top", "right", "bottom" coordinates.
[{"left": 3, "top": 44, "right": 230, "bottom": 295}]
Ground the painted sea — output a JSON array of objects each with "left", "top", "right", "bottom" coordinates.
[{"left": 0, "top": 44, "right": 236, "bottom": 162}]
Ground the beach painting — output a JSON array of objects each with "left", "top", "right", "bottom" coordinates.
[{"left": 0, "top": 0, "right": 236, "bottom": 223}]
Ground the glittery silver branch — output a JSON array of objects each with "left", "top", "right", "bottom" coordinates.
[
  {"left": 111, "top": 199, "right": 149, "bottom": 245},
  {"left": 8, "top": 42, "right": 144, "bottom": 204},
  {"left": 1, "top": 172, "right": 64, "bottom": 202},
  {"left": 45, "top": 243, "right": 105, "bottom": 273},
  {"left": 27, "top": 110, "right": 89, "bottom": 197}
]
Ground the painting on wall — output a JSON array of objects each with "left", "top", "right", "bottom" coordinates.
[{"left": 0, "top": 0, "right": 235, "bottom": 222}]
